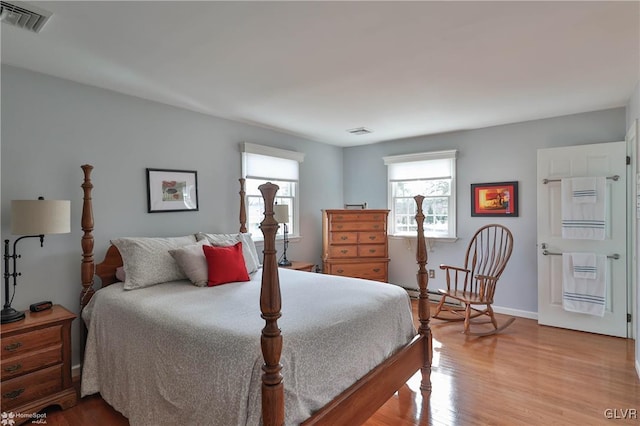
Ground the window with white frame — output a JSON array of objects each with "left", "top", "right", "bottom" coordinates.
[
  {"left": 241, "top": 142, "right": 304, "bottom": 240},
  {"left": 384, "top": 150, "right": 457, "bottom": 238}
]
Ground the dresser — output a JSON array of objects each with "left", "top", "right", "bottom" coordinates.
[
  {"left": 322, "top": 209, "right": 389, "bottom": 282},
  {"left": 1, "top": 305, "right": 77, "bottom": 420}
]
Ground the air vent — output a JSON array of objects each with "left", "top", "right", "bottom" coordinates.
[
  {"left": 347, "top": 127, "right": 373, "bottom": 136},
  {"left": 0, "top": 1, "right": 51, "bottom": 33}
]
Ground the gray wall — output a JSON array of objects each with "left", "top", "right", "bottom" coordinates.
[
  {"left": 1, "top": 65, "right": 343, "bottom": 366},
  {"left": 343, "top": 108, "right": 627, "bottom": 316}
]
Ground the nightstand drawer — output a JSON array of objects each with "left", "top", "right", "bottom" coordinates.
[
  {"left": 1, "top": 345, "right": 62, "bottom": 380},
  {"left": 2, "top": 326, "right": 61, "bottom": 358},
  {"left": 1, "top": 364, "right": 63, "bottom": 409}
]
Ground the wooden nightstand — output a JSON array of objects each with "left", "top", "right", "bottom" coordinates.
[
  {"left": 1, "top": 305, "right": 77, "bottom": 422},
  {"left": 280, "top": 261, "right": 316, "bottom": 272}
]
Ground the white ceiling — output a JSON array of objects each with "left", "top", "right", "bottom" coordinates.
[{"left": 2, "top": 1, "right": 639, "bottom": 147}]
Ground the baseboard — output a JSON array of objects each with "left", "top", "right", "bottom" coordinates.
[
  {"left": 492, "top": 305, "right": 538, "bottom": 320},
  {"left": 72, "top": 363, "right": 82, "bottom": 379},
  {"left": 636, "top": 358, "right": 640, "bottom": 380}
]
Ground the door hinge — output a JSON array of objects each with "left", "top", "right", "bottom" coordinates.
[
  {"left": 627, "top": 156, "right": 631, "bottom": 165},
  {"left": 628, "top": 313, "right": 632, "bottom": 323}
]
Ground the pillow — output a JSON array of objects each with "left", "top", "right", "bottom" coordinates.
[
  {"left": 111, "top": 235, "right": 197, "bottom": 290},
  {"left": 115, "top": 266, "right": 126, "bottom": 282},
  {"left": 168, "top": 240, "right": 211, "bottom": 287},
  {"left": 196, "top": 232, "right": 260, "bottom": 274},
  {"left": 203, "top": 242, "right": 250, "bottom": 286}
]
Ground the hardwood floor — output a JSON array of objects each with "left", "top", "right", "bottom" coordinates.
[{"left": 33, "top": 302, "right": 639, "bottom": 425}]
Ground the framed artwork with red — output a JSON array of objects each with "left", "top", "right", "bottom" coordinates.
[{"left": 471, "top": 181, "right": 518, "bottom": 217}]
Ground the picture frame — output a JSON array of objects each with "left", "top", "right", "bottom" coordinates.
[
  {"left": 146, "top": 168, "right": 199, "bottom": 213},
  {"left": 471, "top": 181, "right": 518, "bottom": 217}
]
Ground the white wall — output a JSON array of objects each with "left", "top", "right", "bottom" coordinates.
[
  {"left": 1, "top": 65, "right": 344, "bottom": 366},
  {"left": 343, "top": 108, "right": 627, "bottom": 317}
]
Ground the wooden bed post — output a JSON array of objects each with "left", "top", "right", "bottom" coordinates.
[
  {"left": 80, "top": 164, "right": 95, "bottom": 309},
  {"left": 414, "top": 195, "right": 432, "bottom": 392},
  {"left": 258, "top": 182, "right": 284, "bottom": 426},
  {"left": 239, "top": 178, "right": 248, "bottom": 233}
]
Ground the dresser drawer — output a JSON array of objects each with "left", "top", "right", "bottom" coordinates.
[
  {"left": 329, "top": 262, "right": 388, "bottom": 282},
  {"left": 1, "top": 345, "right": 62, "bottom": 381},
  {"left": 330, "top": 212, "right": 387, "bottom": 223},
  {"left": 2, "top": 326, "right": 61, "bottom": 358},
  {"left": 358, "top": 245, "right": 386, "bottom": 257},
  {"left": 358, "top": 232, "right": 386, "bottom": 244},
  {"left": 328, "top": 245, "right": 358, "bottom": 258},
  {"left": 329, "top": 232, "right": 358, "bottom": 244},
  {"left": 1, "top": 364, "right": 63, "bottom": 409},
  {"left": 331, "top": 221, "right": 386, "bottom": 232}
]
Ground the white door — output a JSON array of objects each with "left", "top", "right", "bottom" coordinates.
[{"left": 537, "top": 141, "right": 628, "bottom": 337}]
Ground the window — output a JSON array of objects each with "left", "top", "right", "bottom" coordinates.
[
  {"left": 384, "top": 150, "right": 457, "bottom": 238},
  {"left": 241, "top": 143, "right": 305, "bottom": 240}
]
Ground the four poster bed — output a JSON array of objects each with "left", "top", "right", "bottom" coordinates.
[{"left": 78, "top": 164, "right": 432, "bottom": 425}]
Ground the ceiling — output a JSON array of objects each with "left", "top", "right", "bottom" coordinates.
[{"left": 1, "top": 1, "right": 639, "bottom": 147}]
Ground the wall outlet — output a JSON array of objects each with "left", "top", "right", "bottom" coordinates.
[{"left": 428, "top": 269, "right": 435, "bottom": 278}]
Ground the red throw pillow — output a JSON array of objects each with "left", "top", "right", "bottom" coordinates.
[{"left": 203, "top": 242, "right": 250, "bottom": 286}]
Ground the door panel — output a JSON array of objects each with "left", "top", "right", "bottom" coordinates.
[{"left": 537, "top": 141, "right": 627, "bottom": 337}]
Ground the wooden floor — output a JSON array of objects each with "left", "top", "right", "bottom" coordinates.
[{"left": 34, "top": 301, "right": 639, "bottom": 425}]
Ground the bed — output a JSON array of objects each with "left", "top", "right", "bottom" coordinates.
[{"left": 78, "top": 164, "right": 432, "bottom": 425}]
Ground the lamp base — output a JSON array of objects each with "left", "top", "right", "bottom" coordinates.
[
  {"left": 278, "top": 260, "right": 292, "bottom": 267},
  {"left": 1, "top": 307, "right": 26, "bottom": 324}
]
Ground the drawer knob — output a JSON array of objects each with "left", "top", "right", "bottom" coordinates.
[
  {"left": 4, "top": 342, "right": 22, "bottom": 352},
  {"left": 341, "top": 250, "right": 348, "bottom": 254},
  {"left": 373, "top": 225, "right": 379, "bottom": 229},
  {"left": 369, "top": 236, "right": 376, "bottom": 240},
  {"left": 369, "top": 249, "right": 376, "bottom": 253},
  {"left": 340, "top": 236, "right": 348, "bottom": 241},
  {"left": 3, "top": 388, "right": 24, "bottom": 400},
  {"left": 373, "top": 268, "right": 381, "bottom": 272},
  {"left": 336, "top": 225, "right": 343, "bottom": 229},
  {"left": 337, "top": 269, "right": 344, "bottom": 273},
  {"left": 4, "top": 363, "right": 22, "bottom": 373}
]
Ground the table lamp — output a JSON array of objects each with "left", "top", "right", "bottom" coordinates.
[
  {"left": 2, "top": 197, "right": 71, "bottom": 323},
  {"left": 273, "top": 204, "right": 291, "bottom": 267}
]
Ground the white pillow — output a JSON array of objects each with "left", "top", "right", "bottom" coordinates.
[
  {"left": 111, "top": 235, "right": 197, "bottom": 290},
  {"left": 196, "top": 232, "right": 260, "bottom": 274},
  {"left": 168, "top": 240, "right": 211, "bottom": 287}
]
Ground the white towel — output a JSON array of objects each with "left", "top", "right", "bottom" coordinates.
[
  {"left": 562, "top": 253, "right": 606, "bottom": 317},
  {"left": 570, "top": 177, "right": 597, "bottom": 203},
  {"left": 570, "top": 252, "right": 597, "bottom": 279},
  {"left": 561, "top": 177, "right": 606, "bottom": 240}
]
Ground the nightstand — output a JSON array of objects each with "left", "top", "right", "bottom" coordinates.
[
  {"left": 1, "top": 305, "right": 77, "bottom": 422},
  {"left": 280, "top": 261, "right": 316, "bottom": 272}
]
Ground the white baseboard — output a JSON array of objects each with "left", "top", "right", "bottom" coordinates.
[
  {"left": 72, "top": 363, "right": 82, "bottom": 379},
  {"left": 636, "top": 358, "right": 640, "bottom": 380},
  {"left": 492, "top": 305, "right": 538, "bottom": 320}
]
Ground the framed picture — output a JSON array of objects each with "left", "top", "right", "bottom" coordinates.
[
  {"left": 471, "top": 181, "right": 518, "bottom": 217},
  {"left": 146, "top": 168, "right": 199, "bottom": 213}
]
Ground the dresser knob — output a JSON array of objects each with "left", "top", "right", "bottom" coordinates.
[
  {"left": 337, "top": 269, "right": 344, "bottom": 273},
  {"left": 369, "top": 249, "right": 376, "bottom": 253},
  {"left": 336, "top": 225, "right": 343, "bottom": 229},
  {"left": 4, "top": 363, "right": 22, "bottom": 373},
  {"left": 4, "top": 342, "right": 22, "bottom": 352},
  {"left": 341, "top": 250, "right": 348, "bottom": 254},
  {"left": 369, "top": 236, "right": 376, "bottom": 240},
  {"left": 3, "top": 388, "right": 24, "bottom": 400},
  {"left": 373, "top": 268, "right": 380, "bottom": 272},
  {"left": 340, "top": 236, "right": 348, "bottom": 241}
]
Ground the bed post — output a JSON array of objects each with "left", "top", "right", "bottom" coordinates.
[
  {"left": 80, "top": 164, "right": 95, "bottom": 310},
  {"left": 414, "top": 195, "right": 432, "bottom": 392},
  {"left": 258, "top": 182, "right": 284, "bottom": 426},
  {"left": 239, "top": 178, "right": 248, "bottom": 233}
]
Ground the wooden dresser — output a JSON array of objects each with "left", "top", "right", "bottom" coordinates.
[
  {"left": 1, "top": 305, "right": 77, "bottom": 421},
  {"left": 322, "top": 209, "right": 389, "bottom": 282}
]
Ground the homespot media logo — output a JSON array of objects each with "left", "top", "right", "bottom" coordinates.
[{"left": 1, "top": 412, "right": 47, "bottom": 425}]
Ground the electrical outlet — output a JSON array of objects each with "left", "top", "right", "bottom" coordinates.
[{"left": 428, "top": 269, "right": 435, "bottom": 278}]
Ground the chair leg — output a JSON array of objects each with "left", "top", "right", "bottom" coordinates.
[
  {"left": 433, "top": 295, "right": 447, "bottom": 318},
  {"left": 463, "top": 304, "right": 472, "bottom": 334},
  {"left": 487, "top": 304, "right": 498, "bottom": 330}
]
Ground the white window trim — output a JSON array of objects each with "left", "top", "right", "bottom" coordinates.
[
  {"left": 384, "top": 149, "right": 457, "bottom": 239},
  {"left": 241, "top": 142, "right": 304, "bottom": 240}
]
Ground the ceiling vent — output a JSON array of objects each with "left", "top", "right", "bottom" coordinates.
[
  {"left": 0, "top": 1, "right": 51, "bottom": 33},
  {"left": 347, "top": 127, "right": 373, "bottom": 136}
]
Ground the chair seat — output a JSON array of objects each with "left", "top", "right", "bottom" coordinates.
[{"left": 438, "top": 289, "right": 487, "bottom": 304}]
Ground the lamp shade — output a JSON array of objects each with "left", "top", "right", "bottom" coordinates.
[
  {"left": 11, "top": 199, "right": 71, "bottom": 235},
  {"left": 273, "top": 204, "right": 289, "bottom": 224}
]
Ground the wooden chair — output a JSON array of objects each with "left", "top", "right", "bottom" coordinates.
[{"left": 433, "top": 224, "right": 515, "bottom": 336}]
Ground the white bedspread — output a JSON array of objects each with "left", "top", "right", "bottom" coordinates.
[{"left": 81, "top": 268, "right": 416, "bottom": 425}]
